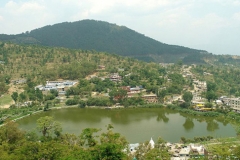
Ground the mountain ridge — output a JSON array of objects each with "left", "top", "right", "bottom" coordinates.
[{"left": 0, "top": 19, "right": 208, "bottom": 63}]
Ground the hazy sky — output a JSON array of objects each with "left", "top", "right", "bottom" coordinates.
[{"left": 0, "top": 0, "right": 240, "bottom": 55}]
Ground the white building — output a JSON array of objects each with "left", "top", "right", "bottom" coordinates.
[
  {"left": 35, "top": 80, "right": 77, "bottom": 91},
  {"left": 223, "top": 97, "right": 240, "bottom": 111},
  {"left": 149, "top": 137, "right": 155, "bottom": 149}
]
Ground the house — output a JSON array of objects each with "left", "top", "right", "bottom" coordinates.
[
  {"left": 130, "top": 86, "right": 141, "bottom": 94},
  {"left": 128, "top": 143, "right": 139, "bottom": 154},
  {"left": 98, "top": 65, "right": 105, "bottom": 70},
  {"left": 159, "top": 63, "right": 174, "bottom": 68},
  {"left": 192, "top": 92, "right": 203, "bottom": 101},
  {"left": 215, "top": 100, "right": 222, "bottom": 105},
  {"left": 44, "top": 84, "right": 57, "bottom": 91},
  {"left": 126, "top": 138, "right": 154, "bottom": 155},
  {"left": 35, "top": 85, "right": 44, "bottom": 90},
  {"left": 35, "top": 80, "right": 77, "bottom": 92},
  {"left": 142, "top": 94, "right": 158, "bottom": 103},
  {"left": 172, "top": 95, "right": 182, "bottom": 102},
  {"left": 58, "top": 91, "right": 66, "bottom": 95},
  {"left": 189, "top": 144, "right": 206, "bottom": 157},
  {"left": 223, "top": 97, "right": 240, "bottom": 112},
  {"left": 172, "top": 144, "right": 207, "bottom": 160},
  {"left": 121, "top": 86, "right": 143, "bottom": 97},
  {"left": 121, "top": 86, "right": 130, "bottom": 92},
  {"left": 179, "top": 146, "right": 190, "bottom": 158},
  {"left": 12, "top": 79, "right": 27, "bottom": 84},
  {"left": 203, "top": 72, "right": 212, "bottom": 76},
  {"left": 109, "top": 73, "right": 122, "bottom": 82}
]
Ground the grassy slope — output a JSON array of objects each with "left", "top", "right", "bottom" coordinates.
[{"left": 0, "top": 94, "right": 13, "bottom": 107}]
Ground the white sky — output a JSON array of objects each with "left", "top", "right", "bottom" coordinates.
[{"left": 0, "top": 0, "right": 240, "bottom": 55}]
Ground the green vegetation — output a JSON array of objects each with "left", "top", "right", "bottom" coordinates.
[
  {"left": 192, "top": 62, "right": 240, "bottom": 98},
  {"left": 0, "top": 118, "right": 131, "bottom": 160},
  {"left": 0, "top": 74, "right": 10, "bottom": 95},
  {"left": 0, "top": 20, "right": 207, "bottom": 63},
  {"left": 0, "top": 117, "right": 240, "bottom": 159},
  {"left": 0, "top": 94, "right": 12, "bottom": 106},
  {"left": 1, "top": 39, "right": 240, "bottom": 159},
  {"left": 1, "top": 41, "right": 240, "bottom": 128}
]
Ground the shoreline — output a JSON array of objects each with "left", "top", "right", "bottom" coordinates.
[{"left": 1, "top": 105, "right": 239, "bottom": 145}]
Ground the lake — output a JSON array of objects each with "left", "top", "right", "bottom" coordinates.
[{"left": 17, "top": 108, "right": 236, "bottom": 143}]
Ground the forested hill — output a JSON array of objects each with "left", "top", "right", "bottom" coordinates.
[{"left": 0, "top": 20, "right": 208, "bottom": 63}]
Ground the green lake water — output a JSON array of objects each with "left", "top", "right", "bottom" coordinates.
[{"left": 17, "top": 108, "right": 236, "bottom": 143}]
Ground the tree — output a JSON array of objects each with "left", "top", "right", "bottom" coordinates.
[
  {"left": 147, "top": 137, "right": 170, "bottom": 159},
  {"left": 205, "top": 102, "right": 213, "bottom": 108},
  {"left": 19, "top": 92, "right": 27, "bottom": 103},
  {"left": 206, "top": 90, "right": 218, "bottom": 102},
  {"left": 0, "top": 120, "right": 24, "bottom": 144},
  {"left": 182, "top": 91, "right": 193, "bottom": 103},
  {"left": 92, "top": 124, "right": 128, "bottom": 160},
  {"left": 35, "top": 88, "right": 43, "bottom": 102},
  {"left": 79, "top": 128, "right": 100, "bottom": 147},
  {"left": 0, "top": 82, "right": 9, "bottom": 95},
  {"left": 233, "top": 146, "right": 240, "bottom": 159},
  {"left": 208, "top": 144, "right": 232, "bottom": 159},
  {"left": 109, "top": 88, "right": 127, "bottom": 103},
  {"left": 36, "top": 116, "right": 62, "bottom": 137},
  {"left": 50, "top": 89, "right": 58, "bottom": 97},
  {"left": 180, "top": 102, "right": 190, "bottom": 108},
  {"left": 207, "top": 81, "right": 217, "bottom": 91},
  {"left": 11, "top": 92, "right": 18, "bottom": 104},
  {"left": 135, "top": 141, "right": 152, "bottom": 160},
  {"left": 180, "top": 137, "right": 187, "bottom": 144}
]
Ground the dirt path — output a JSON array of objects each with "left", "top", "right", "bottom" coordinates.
[
  {"left": 8, "top": 83, "right": 24, "bottom": 94},
  {"left": 1, "top": 103, "right": 13, "bottom": 109}
]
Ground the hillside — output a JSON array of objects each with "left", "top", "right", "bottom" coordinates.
[{"left": 0, "top": 20, "right": 208, "bottom": 63}]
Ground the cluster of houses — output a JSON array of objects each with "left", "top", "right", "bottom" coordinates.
[
  {"left": 128, "top": 138, "right": 208, "bottom": 160},
  {"left": 191, "top": 80, "right": 207, "bottom": 107},
  {"left": 181, "top": 65, "right": 240, "bottom": 112},
  {"left": 169, "top": 143, "right": 207, "bottom": 160},
  {"left": 31, "top": 64, "right": 240, "bottom": 112},
  {"left": 33, "top": 78, "right": 158, "bottom": 104},
  {"left": 109, "top": 73, "right": 122, "bottom": 82},
  {"left": 219, "top": 96, "right": 240, "bottom": 112},
  {"left": 120, "top": 86, "right": 158, "bottom": 103},
  {"left": 35, "top": 80, "right": 77, "bottom": 95},
  {"left": 159, "top": 63, "right": 174, "bottom": 68}
]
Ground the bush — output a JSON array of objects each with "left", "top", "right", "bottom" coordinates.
[
  {"left": 78, "top": 100, "right": 86, "bottom": 108},
  {"left": 65, "top": 99, "right": 79, "bottom": 105}
]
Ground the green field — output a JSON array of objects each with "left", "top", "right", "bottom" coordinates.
[{"left": 0, "top": 94, "right": 12, "bottom": 107}]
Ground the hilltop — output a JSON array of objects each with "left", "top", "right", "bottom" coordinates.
[{"left": 0, "top": 20, "right": 208, "bottom": 63}]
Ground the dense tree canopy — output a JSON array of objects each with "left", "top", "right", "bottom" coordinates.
[{"left": 0, "top": 20, "right": 207, "bottom": 63}]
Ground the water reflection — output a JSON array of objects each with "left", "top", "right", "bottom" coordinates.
[
  {"left": 17, "top": 108, "right": 236, "bottom": 143},
  {"left": 183, "top": 118, "right": 194, "bottom": 131},
  {"left": 157, "top": 112, "right": 169, "bottom": 123},
  {"left": 52, "top": 108, "right": 108, "bottom": 124},
  {"left": 215, "top": 117, "right": 229, "bottom": 126},
  {"left": 206, "top": 120, "right": 219, "bottom": 132},
  {"left": 109, "top": 109, "right": 157, "bottom": 124},
  {"left": 195, "top": 117, "right": 205, "bottom": 123}
]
